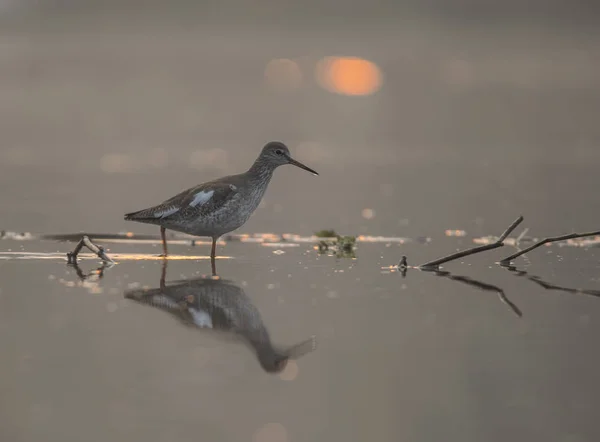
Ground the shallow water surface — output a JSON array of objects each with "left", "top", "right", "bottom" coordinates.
[{"left": 1, "top": 235, "right": 600, "bottom": 442}]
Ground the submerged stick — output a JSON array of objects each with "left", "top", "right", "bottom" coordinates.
[
  {"left": 418, "top": 216, "right": 524, "bottom": 271},
  {"left": 67, "top": 235, "right": 114, "bottom": 264},
  {"left": 499, "top": 229, "right": 600, "bottom": 266}
]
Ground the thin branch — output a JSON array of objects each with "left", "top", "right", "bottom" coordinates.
[
  {"left": 418, "top": 215, "right": 524, "bottom": 270},
  {"left": 499, "top": 229, "right": 600, "bottom": 266},
  {"left": 434, "top": 270, "right": 522, "bottom": 317},
  {"left": 67, "top": 235, "right": 114, "bottom": 264}
]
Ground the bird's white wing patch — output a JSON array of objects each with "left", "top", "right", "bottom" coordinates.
[
  {"left": 188, "top": 308, "right": 213, "bottom": 328},
  {"left": 189, "top": 190, "right": 215, "bottom": 207},
  {"left": 154, "top": 207, "right": 179, "bottom": 218}
]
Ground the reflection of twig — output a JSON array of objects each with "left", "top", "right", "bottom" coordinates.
[
  {"left": 504, "top": 266, "right": 600, "bottom": 298},
  {"left": 499, "top": 230, "right": 600, "bottom": 266},
  {"left": 67, "top": 235, "right": 114, "bottom": 264},
  {"left": 434, "top": 270, "right": 522, "bottom": 317},
  {"left": 418, "top": 216, "right": 523, "bottom": 270},
  {"left": 69, "top": 260, "right": 112, "bottom": 281}
]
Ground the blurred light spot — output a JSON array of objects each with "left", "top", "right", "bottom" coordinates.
[
  {"left": 100, "top": 153, "right": 137, "bottom": 174},
  {"left": 361, "top": 208, "right": 375, "bottom": 220},
  {"left": 279, "top": 360, "right": 299, "bottom": 381},
  {"left": 147, "top": 148, "right": 168, "bottom": 168},
  {"left": 326, "top": 290, "right": 338, "bottom": 299},
  {"left": 316, "top": 56, "right": 382, "bottom": 96},
  {"left": 189, "top": 148, "right": 229, "bottom": 171},
  {"left": 272, "top": 250, "right": 285, "bottom": 255},
  {"left": 445, "top": 229, "right": 467, "bottom": 237},
  {"left": 253, "top": 423, "right": 288, "bottom": 442},
  {"left": 264, "top": 58, "right": 302, "bottom": 92}
]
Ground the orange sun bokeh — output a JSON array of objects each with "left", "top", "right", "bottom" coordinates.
[{"left": 316, "top": 56, "right": 382, "bottom": 96}]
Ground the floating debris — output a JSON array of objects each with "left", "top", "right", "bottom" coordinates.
[
  {"left": 0, "top": 251, "right": 231, "bottom": 262},
  {"left": 563, "top": 236, "right": 600, "bottom": 247},
  {"left": 282, "top": 234, "right": 320, "bottom": 243},
  {"left": 262, "top": 243, "right": 300, "bottom": 248},
  {"left": 314, "top": 229, "right": 338, "bottom": 238},
  {"left": 0, "top": 231, "right": 35, "bottom": 241},
  {"left": 316, "top": 234, "right": 357, "bottom": 258},
  {"left": 357, "top": 235, "right": 411, "bottom": 243}
]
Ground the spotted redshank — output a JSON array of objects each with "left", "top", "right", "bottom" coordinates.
[{"left": 124, "top": 141, "right": 318, "bottom": 274}]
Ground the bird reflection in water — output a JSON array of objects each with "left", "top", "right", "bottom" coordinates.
[{"left": 124, "top": 261, "right": 317, "bottom": 373}]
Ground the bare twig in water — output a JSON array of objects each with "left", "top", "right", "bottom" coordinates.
[
  {"left": 499, "top": 229, "right": 600, "bottom": 266},
  {"left": 418, "top": 216, "right": 524, "bottom": 271},
  {"left": 67, "top": 235, "right": 114, "bottom": 264},
  {"left": 434, "top": 270, "right": 522, "bottom": 317}
]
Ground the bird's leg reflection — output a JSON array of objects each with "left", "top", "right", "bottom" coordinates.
[
  {"left": 504, "top": 265, "right": 600, "bottom": 298},
  {"left": 433, "top": 270, "right": 523, "bottom": 317},
  {"left": 125, "top": 264, "right": 317, "bottom": 373},
  {"left": 160, "top": 259, "right": 167, "bottom": 291}
]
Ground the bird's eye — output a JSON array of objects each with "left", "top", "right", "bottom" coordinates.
[{"left": 275, "top": 149, "right": 283, "bottom": 155}]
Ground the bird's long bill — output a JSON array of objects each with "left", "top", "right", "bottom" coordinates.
[{"left": 287, "top": 157, "right": 319, "bottom": 176}]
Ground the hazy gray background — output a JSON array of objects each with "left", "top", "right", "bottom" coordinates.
[{"left": 1, "top": 0, "right": 599, "bottom": 238}]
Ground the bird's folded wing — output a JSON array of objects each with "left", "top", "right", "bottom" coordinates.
[
  {"left": 125, "top": 181, "right": 238, "bottom": 221},
  {"left": 162, "top": 181, "right": 238, "bottom": 218}
]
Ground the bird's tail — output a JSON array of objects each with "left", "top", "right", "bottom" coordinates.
[
  {"left": 124, "top": 209, "right": 144, "bottom": 221},
  {"left": 124, "top": 208, "right": 157, "bottom": 221}
]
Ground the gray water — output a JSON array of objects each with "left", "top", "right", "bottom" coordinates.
[{"left": 2, "top": 4, "right": 600, "bottom": 442}]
